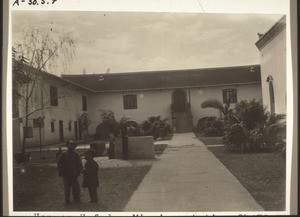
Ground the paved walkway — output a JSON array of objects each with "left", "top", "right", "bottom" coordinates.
[{"left": 124, "top": 133, "right": 263, "bottom": 212}]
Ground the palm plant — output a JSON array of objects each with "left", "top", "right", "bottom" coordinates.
[
  {"left": 223, "top": 99, "right": 286, "bottom": 153},
  {"left": 201, "top": 99, "right": 232, "bottom": 118},
  {"left": 249, "top": 113, "right": 286, "bottom": 151}
]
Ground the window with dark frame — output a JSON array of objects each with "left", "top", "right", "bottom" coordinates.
[
  {"left": 123, "top": 94, "right": 137, "bottom": 109},
  {"left": 51, "top": 122, "right": 55, "bottom": 132},
  {"left": 50, "top": 85, "right": 58, "bottom": 106},
  {"left": 82, "top": 95, "right": 87, "bottom": 111},
  {"left": 69, "top": 122, "right": 72, "bottom": 131},
  {"left": 222, "top": 89, "right": 237, "bottom": 104}
]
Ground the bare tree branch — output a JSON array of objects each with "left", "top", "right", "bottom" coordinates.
[{"left": 12, "top": 26, "right": 76, "bottom": 154}]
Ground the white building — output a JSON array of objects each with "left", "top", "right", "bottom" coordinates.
[
  {"left": 14, "top": 63, "right": 262, "bottom": 150},
  {"left": 13, "top": 61, "right": 92, "bottom": 151},
  {"left": 255, "top": 15, "right": 286, "bottom": 115},
  {"left": 62, "top": 64, "right": 262, "bottom": 134}
]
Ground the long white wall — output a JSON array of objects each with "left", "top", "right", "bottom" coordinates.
[
  {"left": 88, "top": 84, "right": 262, "bottom": 134},
  {"left": 17, "top": 79, "right": 262, "bottom": 149},
  {"left": 88, "top": 90, "right": 173, "bottom": 135},
  {"left": 259, "top": 29, "right": 286, "bottom": 114},
  {"left": 190, "top": 84, "right": 262, "bottom": 126}
]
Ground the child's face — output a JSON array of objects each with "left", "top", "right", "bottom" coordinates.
[
  {"left": 67, "top": 144, "right": 76, "bottom": 152},
  {"left": 84, "top": 154, "right": 93, "bottom": 161}
]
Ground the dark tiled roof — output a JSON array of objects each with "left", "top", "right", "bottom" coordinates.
[
  {"left": 61, "top": 65, "right": 261, "bottom": 93},
  {"left": 255, "top": 16, "right": 286, "bottom": 50},
  {"left": 12, "top": 59, "right": 94, "bottom": 92}
]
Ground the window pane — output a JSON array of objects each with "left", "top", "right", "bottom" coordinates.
[
  {"left": 51, "top": 122, "right": 55, "bottom": 132},
  {"left": 82, "top": 95, "right": 87, "bottom": 111},
  {"left": 222, "top": 89, "right": 237, "bottom": 103},
  {"left": 123, "top": 95, "right": 137, "bottom": 109},
  {"left": 50, "top": 85, "right": 58, "bottom": 106}
]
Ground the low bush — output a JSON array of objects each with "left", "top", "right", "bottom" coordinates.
[
  {"left": 95, "top": 111, "right": 119, "bottom": 140},
  {"left": 125, "top": 120, "right": 142, "bottom": 136},
  {"left": 223, "top": 99, "right": 286, "bottom": 153},
  {"left": 141, "top": 116, "right": 172, "bottom": 140},
  {"left": 95, "top": 111, "right": 142, "bottom": 140},
  {"left": 78, "top": 112, "right": 92, "bottom": 140},
  {"left": 196, "top": 116, "right": 223, "bottom": 137}
]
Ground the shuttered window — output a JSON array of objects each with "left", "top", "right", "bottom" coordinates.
[
  {"left": 51, "top": 122, "right": 55, "bottom": 132},
  {"left": 222, "top": 89, "right": 237, "bottom": 104},
  {"left": 82, "top": 95, "right": 87, "bottom": 111},
  {"left": 123, "top": 94, "right": 137, "bottom": 109},
  {"left": 50, "top": 85, "right": 58, "bottom": 106}
]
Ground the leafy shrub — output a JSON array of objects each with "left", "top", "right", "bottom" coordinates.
[
  {"left": 201, "top": 99, "right": 232, "bottom": 117},
  {"left": 234, "top": 99, "right": 268, "bottom": 129},
  {"left": 223, "top": 99, "right": 286, "bottom": 153},
  {"left": 223, "top": 121, "right": 250, "bottom": 152},
  {"left": 125, "top": 121, "right": 142, "bottom": 136},
  {"left": 197, "top": 116, "right": 223, "bottom": 137},
  {"left": 95, "top": 110, "right": 119, "bottom": 140},
  {"left": 95, "top": 111, "right": 142, "bottom": 140},
  {"left": 141, "top": 116, "right": 172, "bottom": 140},
  {"left": 78, "top": 112, "right": 91, "bottom": 140}
]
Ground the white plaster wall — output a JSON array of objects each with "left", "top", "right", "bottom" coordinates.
[
  {"left": 89, "top": 90, "right": 173, "bottom": 135},
  {"left": 19, "top": 79, "right": 262, "bottom": 148},
  {"left": 89, "top": 84, "right": 262, "bottom": 132},
  {"left": 259, "top": 29, "right": 286, "bottom": 114},
  {"left": 190, "top": 84, "right": 262, "bottom": 126},
  {"left": 20, "top": 77, "right": 92, "bottom": 147}
]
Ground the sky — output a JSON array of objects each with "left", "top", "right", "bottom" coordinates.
[{"left": 12, "top": 11, "right": 283, "bottom": 76}]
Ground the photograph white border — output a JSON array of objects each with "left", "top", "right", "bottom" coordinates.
[{"left": 2, "top": 0, "right": 297, "bottom": 216}]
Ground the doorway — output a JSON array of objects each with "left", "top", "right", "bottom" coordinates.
[
  {"left": 74, "top": 121, "right": 78, "bottom": 140},
  {"left": 59, "top": 120, "right": 64, "bottom": 142},
  {"left": 172, "top": 89, "right": 187, "bottom": 112},
  {"left": 171, "top": 89, "right": 192, "bottom": 132}
]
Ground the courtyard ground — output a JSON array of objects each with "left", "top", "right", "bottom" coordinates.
[
  {"left": 13, "top": 163, "right": 151, "bottom": 211},
  {"left": 194, "top": 133, "right": 286, "bottom": 211},
  {"left": 13, "top": 133, "right": 286, "bottom": 212},
  {"left": 13, "top": 142, "right": 168, "bottom": 212}
]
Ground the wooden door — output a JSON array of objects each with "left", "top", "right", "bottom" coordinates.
[{"left": 59, "top": 120, "right": 64, "bottom": 141}]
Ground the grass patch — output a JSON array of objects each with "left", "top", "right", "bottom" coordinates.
[
  {"left": 14, "top": 165, "right": 151, "bottom": 211},
  {"left": 194, "top": 131, "right": 223, "bottom": 145},
  {"left": 195, "top": 135, "right": 286, "bottom": 211}
]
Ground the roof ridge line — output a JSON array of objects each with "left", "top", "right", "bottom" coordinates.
[
  {"left": 95, "top": 81, "right": 262, "bottom": 93},
  {"left": 61, "top": 64, "right": 260, "bottom": 77}
]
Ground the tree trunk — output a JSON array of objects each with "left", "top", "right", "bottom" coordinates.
[
  {"left": 22, "top": 116, "right": 28, "bottom": 154},
  {"left": 22, "top": 97, "right": 29, "bottom": 154}
]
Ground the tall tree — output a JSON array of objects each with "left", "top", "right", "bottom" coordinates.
[{"left": 13, "top": 27, "right": 76, "bottom": 154}]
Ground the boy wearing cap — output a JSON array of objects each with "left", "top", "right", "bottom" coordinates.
[
  {"left": 82, "top": 149, "right": 99, "bottom": 203},
  {"left": 57, "top": 140, "right": 83, "bottom": 204}
]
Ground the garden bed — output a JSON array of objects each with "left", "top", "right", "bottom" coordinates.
[{"left": 194, "top": 131, "right": 223, "bottom": 146}]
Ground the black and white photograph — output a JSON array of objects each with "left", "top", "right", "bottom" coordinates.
[{"left": 2, "top": 0, "right": 298, "bottom": 216}]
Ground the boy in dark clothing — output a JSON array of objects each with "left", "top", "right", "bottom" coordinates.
[
  {"left": 57, "top": 140, "right": 83, "bottom": 204},
  {"left": 82, "top": 149, "right": 99, "bottom": 203}
]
